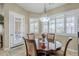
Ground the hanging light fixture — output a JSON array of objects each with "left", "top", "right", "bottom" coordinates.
[{"left": 40, "top": 4, "right": 50, "bottom": 22}]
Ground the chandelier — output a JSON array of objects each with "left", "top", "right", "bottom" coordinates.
[{"left": 40, "top": 4, "right": 50, "bottom": 22}]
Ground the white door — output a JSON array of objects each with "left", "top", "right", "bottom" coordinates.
[{"left": 9, "top": 12, "right": 25, "bottom": 48}]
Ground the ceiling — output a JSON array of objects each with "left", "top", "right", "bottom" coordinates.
[{"left": 17, "top": 3, "right": 66, "bottom": 13}]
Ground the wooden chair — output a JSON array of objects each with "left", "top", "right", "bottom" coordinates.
[
  {"left": 23, "top": 37, "right": 37, "bottom": 56},
  {"left": 55, "top": 37, "right": 72, "bottom": 56},
  {"left": 47, "top": 33, "right": 55, "bottom": 42},
  {"left": 27, "top": 33, "right": 35, "bottom": 40},
  {"left": 23, "top": 37, "right": 28, "bottom": 55}
]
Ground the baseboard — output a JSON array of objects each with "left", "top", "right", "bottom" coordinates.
[
  {"left": 62, "top": 47, "right": 77, "bottom": 53},
  {"left": 67, "top": 48, "right": 78, "bottom": 52},
  {"left": 4, "top": 44, "right": 24, "bottom": 51},
  {"left": 10, "top": 44, "right": 24, "bottom": 49},
  {"left": 4, "top": 48, "right": 10, "bottom": 51}
]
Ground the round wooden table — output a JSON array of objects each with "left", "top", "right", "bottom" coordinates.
[{"left": 35, "top": 38, "right": 62, "bottom": 55}]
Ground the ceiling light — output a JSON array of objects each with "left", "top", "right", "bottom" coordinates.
[{"left": 40, "top": 4, "right": 50, "bottom": 22}]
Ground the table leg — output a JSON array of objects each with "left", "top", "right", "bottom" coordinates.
[{"left": 55, "top": 41, "right": 56, "bottom": 50}]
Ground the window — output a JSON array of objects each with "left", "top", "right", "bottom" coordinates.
[
  {"left": 34, "top": 22, "right": 39, "bottom": 33},
  {"left": 49, "top": 19, "right": 55, "bottom": 33},
  {"left": 42, "top": 22, "right": 48, "bottom": 33},
  {"left": 66, "top": 16, "right": 76, "bottom": 34},
  {"left": 56, "top": 17, "right": 64, "bottom": 34},
  {"left": 29, "top": 19, "right": 39, "bottom": 33},
  {"left": 29, "top": 12, "right": 77, "bottom": 36},
  {"left": 30, "top": 23, "right": 35, "bottom": 33}
]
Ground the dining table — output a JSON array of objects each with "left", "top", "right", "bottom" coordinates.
[{"left": 35, "top": 38, "right": 62, "bottom": 55}]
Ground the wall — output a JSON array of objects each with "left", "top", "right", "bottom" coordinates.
[
  {"left": 3, "top": 3, "right": 40, "bottom": 50},
  {"left": 40, "top": 3, "right": 79, "bottom": 53},
  {"left": 47, "top": 3, "right": 79, "bottom": 52},
  {"left": 55, "top": 35, "right": 78, "bottom": 51},
  {"left": 3, "top": 3, "right": 28, "bottom": 50}
]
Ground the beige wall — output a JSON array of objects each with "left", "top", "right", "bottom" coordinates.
[
  {"left": 47, "top": 3, "right": 79, "bottom": 51},
  {"left": 3, "top": 3, "right": 28, "bottom": 49},
  {"left": 55, "top": 35, "right": 78, "bottom": 51},
  {"left": 2, "top": 3, "right": 40, "bottom": 50},
  {"left": 40, "top": 3, "right": 79, "bottom": 52}
]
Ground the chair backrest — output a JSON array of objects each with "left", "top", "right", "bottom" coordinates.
[
  {"left": 47, "top": 33, "right": 55, "bottom": 42},
  {"left": 63, "top": 37, "right": 72, "bottom": 56},
  {"left": 41, "top": 33, "right": 46, "bottom": 38},
  {"left": 23, "top": 37, "right": 37, "bottom": 56},
  {"left": 27, "top": 33, "right": 35, "bottom": 40},
  {"left": 23, "top": 37, "right": 28, "bottom": 56}
]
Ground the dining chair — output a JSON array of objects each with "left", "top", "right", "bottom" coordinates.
[
  {"left": 23, "top": 37, "right": 28, "bottom": 55},
  {"left": 23, "top": 37, "right": 45, "bottom": 56},
  {"left": 23, "top": 37, "right": 37, "bottom": 56},
  {"left": 27, "top": 33, "right": 35, "bottom": 40},
  {"left": 47, "top": 33, "right": 55, "bottom": 42},
  {"left": 55, "top": 37, "right": 72, "bottom": 56}
]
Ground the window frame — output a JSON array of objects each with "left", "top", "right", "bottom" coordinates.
[
  {"left": 48, "top": 18, "right": 56, "bottom": 33},
  {"left": 41, "top": 21, "right": 49, "bottom": 33},
  {"left": 65, "top": 15, "right": 77, "bottom": 36},
  {"left": 29, "top": 18, "right": 39, "bottom": 33},
  {"left": 55, "top": 16, "right": 65, "bottom": 34}
]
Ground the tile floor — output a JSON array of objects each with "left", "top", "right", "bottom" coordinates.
[{"left": 0, "top": 45, "right": 78, "bottom": 56}]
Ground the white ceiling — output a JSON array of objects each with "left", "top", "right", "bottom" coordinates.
[{"left": 17, "top": 3, "right": 66, "bottom": 13}]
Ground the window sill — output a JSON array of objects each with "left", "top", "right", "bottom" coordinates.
[{"left": 55, "top": 33, "right": 77, "bottom": 37}]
